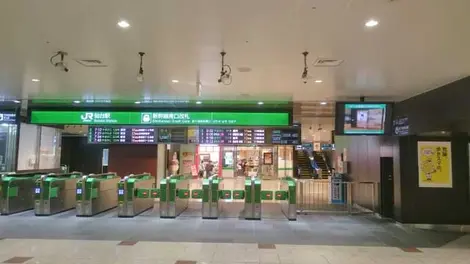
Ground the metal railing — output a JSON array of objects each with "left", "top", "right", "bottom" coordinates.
[{"left": 296, "top": 180, "right": 378, "bottom": 214}]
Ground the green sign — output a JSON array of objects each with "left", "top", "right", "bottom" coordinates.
[{"left": 30, "top": 111, "right": 290, "bottom": 126}]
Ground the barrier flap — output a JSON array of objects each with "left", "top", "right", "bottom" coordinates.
[
  {"left": 275, "top": 190, "right": 288, "bottom": 200},
  {"left": 232, "top": 190, "right": 245, "bottom": 200},
  {"left": 136, "top": 188, "right": 150, "bottom": 198},
  {"left": 191, "top": 189, "right": 203, "bottom": 199},
  {"left": 219, "top": 190, "right": 232, "bottom": 199},
  {"left": 150, "top": 188, "right": 160, "bottom": 198},
  {"left": 261, "top": 190, "right": 273, "bottom": 201},
  {"left": 178, "top": 189, "right": 190, "bottom": 199}
]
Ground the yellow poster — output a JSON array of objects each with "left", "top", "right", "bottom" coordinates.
[{"left": 417, "top": 141, "right": 452, "bottom": 188}]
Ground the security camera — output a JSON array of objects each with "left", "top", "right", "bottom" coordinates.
[
  {"left": 50, "top": 51, "right": 69, "bottom": 73},
  {"left": 55, "top": 61, "right": 69, "bottom": 72}
]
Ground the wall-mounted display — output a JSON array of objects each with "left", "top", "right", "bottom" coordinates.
[
  {"left": 335, "top": 102, "right": 393, "bottom": 135},
  {"left": 88, "top": 126, "right": 157, "bottom": 144},
  {"left": 30, "top": 111, "right": 290, "bottom": 126},
  {"left": 417, "top": 141, "right": 452, "bottom": 188},
  {"left": 157, "top": 128, "right": 187, "bottom": 143},
  {"left": 0, "top": 111, "right": 17, "bottom": 124},
  {"left": 199, "top": 128, "right": 266, "bottom": 144},
  {"left": 271, "top": 128, "right": 300, "bottom": 145}
]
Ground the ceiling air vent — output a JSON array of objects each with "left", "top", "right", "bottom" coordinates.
[
  {"left": 313, "top": 58, "right": 343, "bottom": 67},
  {"left": 75, "top": 59, "right": 108, "bottom": 67}
]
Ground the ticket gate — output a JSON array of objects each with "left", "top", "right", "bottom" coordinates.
[
  {"left": 34, "top": 172, "right": 82, "bottom": 216},
  {"left": 279, "top": 177, "right": 296, "bottom": 221},
  {"left": 202, "top": 175, "right": 224, "bottom": 219},
  {"left": 160, "top": 175, "right": 190, "bottom": 218},
  {"left": 76, "top": 173, "right": 121, "bottom": 216},
  {"left": 1, "top": 173, "right": 41, "bottom": 215},
  {"left": 117, "top": 173, "right": 154, "bottom": 217},
  {"left": 244, "top": 177, "right": 262, "bottom": 220}
]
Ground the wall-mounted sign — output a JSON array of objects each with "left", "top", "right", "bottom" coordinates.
[
  {"left": 30, "top": 111, "right": 289, "bottom": 126},
  {"left": 88, "top": 126, "right": 157, "bottom": 144},
  {"left": 393, "top": 116, "right": 409, "bottom": 136},
  {"left": 157, "top": 128, "right": 187, "bottom": 143},
  {"left": 0, "top": 112, "right": 17, "bottom": 124},
  {"left": 271, "top": 128, "right": 300, "bottom": 145}
]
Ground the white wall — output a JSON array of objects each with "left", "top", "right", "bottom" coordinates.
[{"left": 301, "top": 117, "right": 335, "bottom": 143}]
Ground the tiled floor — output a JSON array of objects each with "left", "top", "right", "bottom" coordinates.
[
  {"left": 0, "top": 203, "right": 463, "bottom": 248},
  {"left": 0, "top": 238, "right": 469, "bottom": 264}
]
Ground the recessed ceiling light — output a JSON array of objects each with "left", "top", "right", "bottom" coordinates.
[
  {"left": 73, "top": 100, "right": 81, "bottom": 104},
  {"left": 171, "top": 79, "right": 179, "bottom": 83},
  {"left": 196, "top": 101, "right": 202, "bottom": 105},
  {"left": 365, "top": 19, "right": 379, "bottom": 28},
  {"left": 32, "top": 79, "right": 40, "bottom": 82},
  {"left": 257, "top": 101, "right": 264, "bottom": 105},
  {"left": 315, "top": 80, "right": 323, "bottom": 83},
  {"left": 117, "top": 20, "right": 130, "bottom": 28},
  {"left": 135, "top": 101, "right": 141, "bottom": 104},
  {"left": 320, "top": 101, "right": 327, "bottom": 105},
  {"left": 13, "top": 100, "right": 21, "bottom": 104}
]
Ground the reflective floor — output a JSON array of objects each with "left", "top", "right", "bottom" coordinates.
[
  {"left": 0, "top": 203, "right": 463, "bottom": 247},
  {"left": 1, "top": 238, "right": 469, "bottom": 264}
]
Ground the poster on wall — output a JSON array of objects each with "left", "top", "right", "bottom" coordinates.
[
  {"left": 263, "top": 152, "right": 273, "bottom": 165},
  {"left": 417, "top": 141, "right": 452, "bottom": 188},
  {"left": 181, "top": 151, "right": 195, "bottom": 174}
]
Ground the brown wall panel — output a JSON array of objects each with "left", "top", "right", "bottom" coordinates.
[
  {"left": 334, "top": 135, "right": 395, "bottom": 212},
  {"left": 108, "top": 145, "right": 158, "bottom": 178}
]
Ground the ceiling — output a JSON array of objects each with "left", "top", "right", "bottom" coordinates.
[{"left": 0, "top": 0, "right": 469, "bottom": 104}]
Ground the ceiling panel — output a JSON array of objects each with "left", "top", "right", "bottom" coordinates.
[{"left": 0, "top": 0, "right": 468, "bottom": 102}]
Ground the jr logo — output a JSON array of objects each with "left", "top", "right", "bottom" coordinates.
[{"left": 80, "top": 112, "right": 94, "bottom": 122}]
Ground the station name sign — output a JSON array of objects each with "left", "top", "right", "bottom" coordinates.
[{"left": 30, "top": 111, "right": 290, "bottom": 126}]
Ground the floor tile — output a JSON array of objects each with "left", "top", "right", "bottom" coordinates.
[
  {"left": 258, "top": 243, "right": 276, "bottom": 249},
  {"left": 3, "top": 257, "right": 33, "bottom": 264},
  {"left": 400, "top": 247, "right": 423, "bottom": 253},
  {"left": 175, "top": 261, "right": 197, "bottom": 264},
  {"left": 118, "top": 241, "right": 138, "bottom": 246}
]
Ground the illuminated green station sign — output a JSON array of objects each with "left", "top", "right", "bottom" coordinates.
[{"left": 30, "top": 111, "right": 290, "bottom": 126}]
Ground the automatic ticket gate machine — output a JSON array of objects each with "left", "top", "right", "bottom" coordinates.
[
  {"left": 117, "top": 173, "right": 154, "bottom": 217},
  {"left": 278, "top": 177, "right": 296, "bottom": 221},
  {"left": 201, "top": 175, "right": 226, "bottom": 219},
  {"left": 244, "top": 177, "right": 262, "bottom": 220},
  {"left": 76, "top": 172, "right": 121, "bottom": 216},
  {"left": 159, "top": 175, "right": 190, "bottom": 218},
  {"left": 1, "top": 172, "right": 42, "bottom": 215},
  {"left": 34, "top": 172, "right": 82, "bottom": 216}
]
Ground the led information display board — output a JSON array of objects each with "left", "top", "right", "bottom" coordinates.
[
  {"left": 88, "top": 127, "right": 157, "bottom": 144},
  {"left": 30, "top": 111, "right": 289, "bottom": 126},
  {"left": 271, "top": 128, "right": 300, "bottom": 145},
  {"left": 157, "top": 128, "right": 187, "bottom": 143},
  {"left": 199, "top": 128, "right": 266, "bottom": 144}
]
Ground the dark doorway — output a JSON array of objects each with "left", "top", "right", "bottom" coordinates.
[{"left": 380, "top": 157, "right": 394, "bottom": 218}]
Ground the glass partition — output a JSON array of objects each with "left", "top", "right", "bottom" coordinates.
[{"left": 0, "top": 124, "right": 18, "bottom": 172}]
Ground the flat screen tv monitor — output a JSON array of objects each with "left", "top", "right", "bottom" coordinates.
[{"left": 335, "top": 102, "right": 393, "bottom": 135}]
